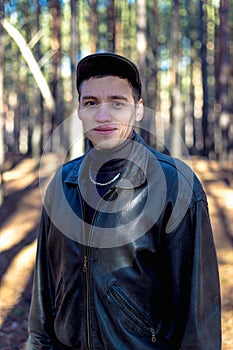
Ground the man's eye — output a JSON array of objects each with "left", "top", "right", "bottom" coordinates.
[
  {"left": 84, "top": 101, "right": 96, "bottom": 107},
  {"left": 112, "top": 101, "right": 124, "bottom": 108}
]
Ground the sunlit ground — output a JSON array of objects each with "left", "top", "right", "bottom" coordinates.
[
  {"left": 0, "top": 153, "right": 59, "bottom": 349},
  {"left": 192, "top": 157, "right": 233, "bottom": 349},
  {"left": 0, "top": 154, "right": 232, "bottom": 349},
  {"left": 0, "top": 241, "right": 37, "bottom": 327}
]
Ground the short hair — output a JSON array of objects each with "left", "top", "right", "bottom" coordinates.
[{"left": 78, "top": 74, "right": 141, "bottom": 103}]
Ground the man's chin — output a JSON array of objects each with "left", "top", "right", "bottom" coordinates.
[{"left": 94, "top": 138, "right": 124, "bottom": 150}]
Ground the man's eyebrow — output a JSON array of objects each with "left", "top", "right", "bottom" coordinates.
[
  {"left": 81, "top": 95, "right": 129, "bottom": 101},
  {"left": 82, "top": 95, "right": 98, "bottom": 100},
  {"left": 110, "top": 95, "right": 129, "bottom": 101}
]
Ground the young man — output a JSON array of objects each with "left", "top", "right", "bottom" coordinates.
[{"left": 28, "top": 53, "right": 221, "bottom": 349}]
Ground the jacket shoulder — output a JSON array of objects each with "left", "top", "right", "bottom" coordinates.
[
  {"left": 59, "top": 154, "right": 85, "bottom": 180},
  {"left": 146, "top": 146, "right": 206, "bottom": 203}
]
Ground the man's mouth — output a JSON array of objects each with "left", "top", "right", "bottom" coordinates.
[{"left": 94, "top": 125, "right": 117, "bottom": 134}]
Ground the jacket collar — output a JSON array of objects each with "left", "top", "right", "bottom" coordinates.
[{"left": 64, "top": 131, "right": 150, "bottom": 189}]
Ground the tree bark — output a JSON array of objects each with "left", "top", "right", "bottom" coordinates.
[
  {"left": 215, "top": 0, "right": 231, "bottom": 159},
  {"left": 200, "top": 0, "right": 209, "bottom": 156},
  {"left": 50, "top": 0, "right": 63, "bottom": 151},
  {"left": 107, "top": 0, "right": 115, "bottom": 52},
  {"left": 89, "top": 0, "right": 98, "bottom": 53},
  {"left": 71, "top": 0, "right": 78, "bottom": 99},
  {"left": 137, "top": 0, "right": 150, "bottom": 144},
  {"left": 0, "top": 0, "right": 5, "bottom": 206},
  {"left": 31, "top": 0, "right": 44, "bottom": 161},
  {"left": 169, "top": 0, "right": 184, "bottom": 158},
  {"left": 69, "top": 0, "right": 84, "bottom": 159}
]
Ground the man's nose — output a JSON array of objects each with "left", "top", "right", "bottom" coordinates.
[{"left": 95, "top": 103, "right": 111, "bottom": 122}]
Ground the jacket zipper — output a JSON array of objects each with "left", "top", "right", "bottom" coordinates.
[
  {"left": 76, "top": 187, "right": 92, "bottom": 350},
  {"left": 83, "top": 254, "right": 91, "bottom": 349},
  {"left": 110, "top": 286, "right": 160, "bottom": 343},
  {"left": 81, "top": 187, "right": 116, "bottom": 350}
]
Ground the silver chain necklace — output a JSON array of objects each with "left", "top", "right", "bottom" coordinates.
[{"left": 88, "top": 167, "right": 121, "bottom": 186}]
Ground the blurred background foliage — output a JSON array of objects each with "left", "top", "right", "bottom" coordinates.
[{"left": 0, "top": 0, "right": 233, "bottom": 206}]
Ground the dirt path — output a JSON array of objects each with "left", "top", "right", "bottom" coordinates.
[
  {"left": 0, "top": 153, "right": 59, "bottom": 349},
  {"left": 0, "top": 154, "right": 232, "bottom": 349}
]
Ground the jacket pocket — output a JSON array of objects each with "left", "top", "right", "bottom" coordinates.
[{"left": 108, "top": 285, "right": 161, "bottom": 343}]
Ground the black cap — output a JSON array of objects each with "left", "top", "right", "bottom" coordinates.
[{"left": 76, "top": 53, "right": 141, "bottom": 98}]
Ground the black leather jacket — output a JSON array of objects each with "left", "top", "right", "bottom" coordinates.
[{"left": 28, "top": 132, "right": 221, "bottom": 349}]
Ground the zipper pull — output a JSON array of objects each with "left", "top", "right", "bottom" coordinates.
[
  {"left": 150, "top": 327, "right": 157, "bottom": 343},
  {"left": 83, "top": 256, "right": 88, "bottom": 272}
]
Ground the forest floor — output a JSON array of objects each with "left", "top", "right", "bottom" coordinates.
[{"left": 0, "top": 153, "right": 232, "bottom": 349}]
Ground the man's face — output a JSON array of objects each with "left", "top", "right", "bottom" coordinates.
[{"left": 78, "top": 76, "right": 143, "bottom": 149}]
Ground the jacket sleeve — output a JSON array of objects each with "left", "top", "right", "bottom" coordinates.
[
  {"left": 27, "top": 207, "right": 63, "bottom": 350},
  {"left": 181, "top": 200, "right": 221, "bottom": 349},
  {"left": 161, "top": 199, "right": 221, "bottom": 349}
]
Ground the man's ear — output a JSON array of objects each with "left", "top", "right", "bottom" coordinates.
[{"left": 136, "top": 99, "right": 144, "bottom": 121}]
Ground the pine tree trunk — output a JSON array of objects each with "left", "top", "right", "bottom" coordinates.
[
  {"left": 215, "top": 0, "right": 231, "bottom": 160},
  {"left": 31, "top": 0, "right": 43, "bottom": 162},
  {"left": 50, "top": 0, "right": 62, "bottom": 150},
  {"left": 107, "top": 0, "right": 115, "bottom": 52},
  {"left": 200, "top": 0, "right": 209, "bottom": 156},
  {"left": 169, "top": 0, "right": 183, "bottom": 158},
  {"left": 69, "top": 0, "right": 84, "bottom": 159},
  {"left": 0, "top": 0, "right": 5, "bottom": 206},
  {"left": 89, "top": 0, "right": 98, "bottom": 53}
]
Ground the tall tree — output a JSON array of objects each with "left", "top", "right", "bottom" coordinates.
[
  {"left": 215, "top": 0, "right": 231, "bottom": 159},
  {"left": 146, "top": 2, "right": 158, "bottom": 111},
  {"left": 137, "top": 0, "right": 146, "bottom": 90},
  {"left": 31, "top": 0, "right": 44, "bottom": 161},
  {"left": 89, "top": 0, "right": 98, "bottom": 52},
  {"left": 107, "top": 0, "right": 115, "bottom": 52},
  {"left": 2, "top": 0, "right": 233, "bottom": 159},
  {"left": 200, "top": 0, "right": 209, "bottom": 156},
  {"left": 71, "top": 0, "right": 78, "bottom": 99},
  {"left": 169, "top": 0, "right": 184, "bottom": 157},
  {"left": 184, "top": 1, "right": 198, "bottom": 153},
  {"left": 137, "top": 0, "right": 149, "bottom": 143},
  {"left": 1, "top": 19, "right": 55, "bottom": 110},
  {"left": 0, "top": 0, "right": 4, "bottom": 206},
  {"left": 69, "top": 0, "right": 84, "bottom": 159},
  {"left": 50, "top": 0, "right": 62, "bottom": 148}
]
